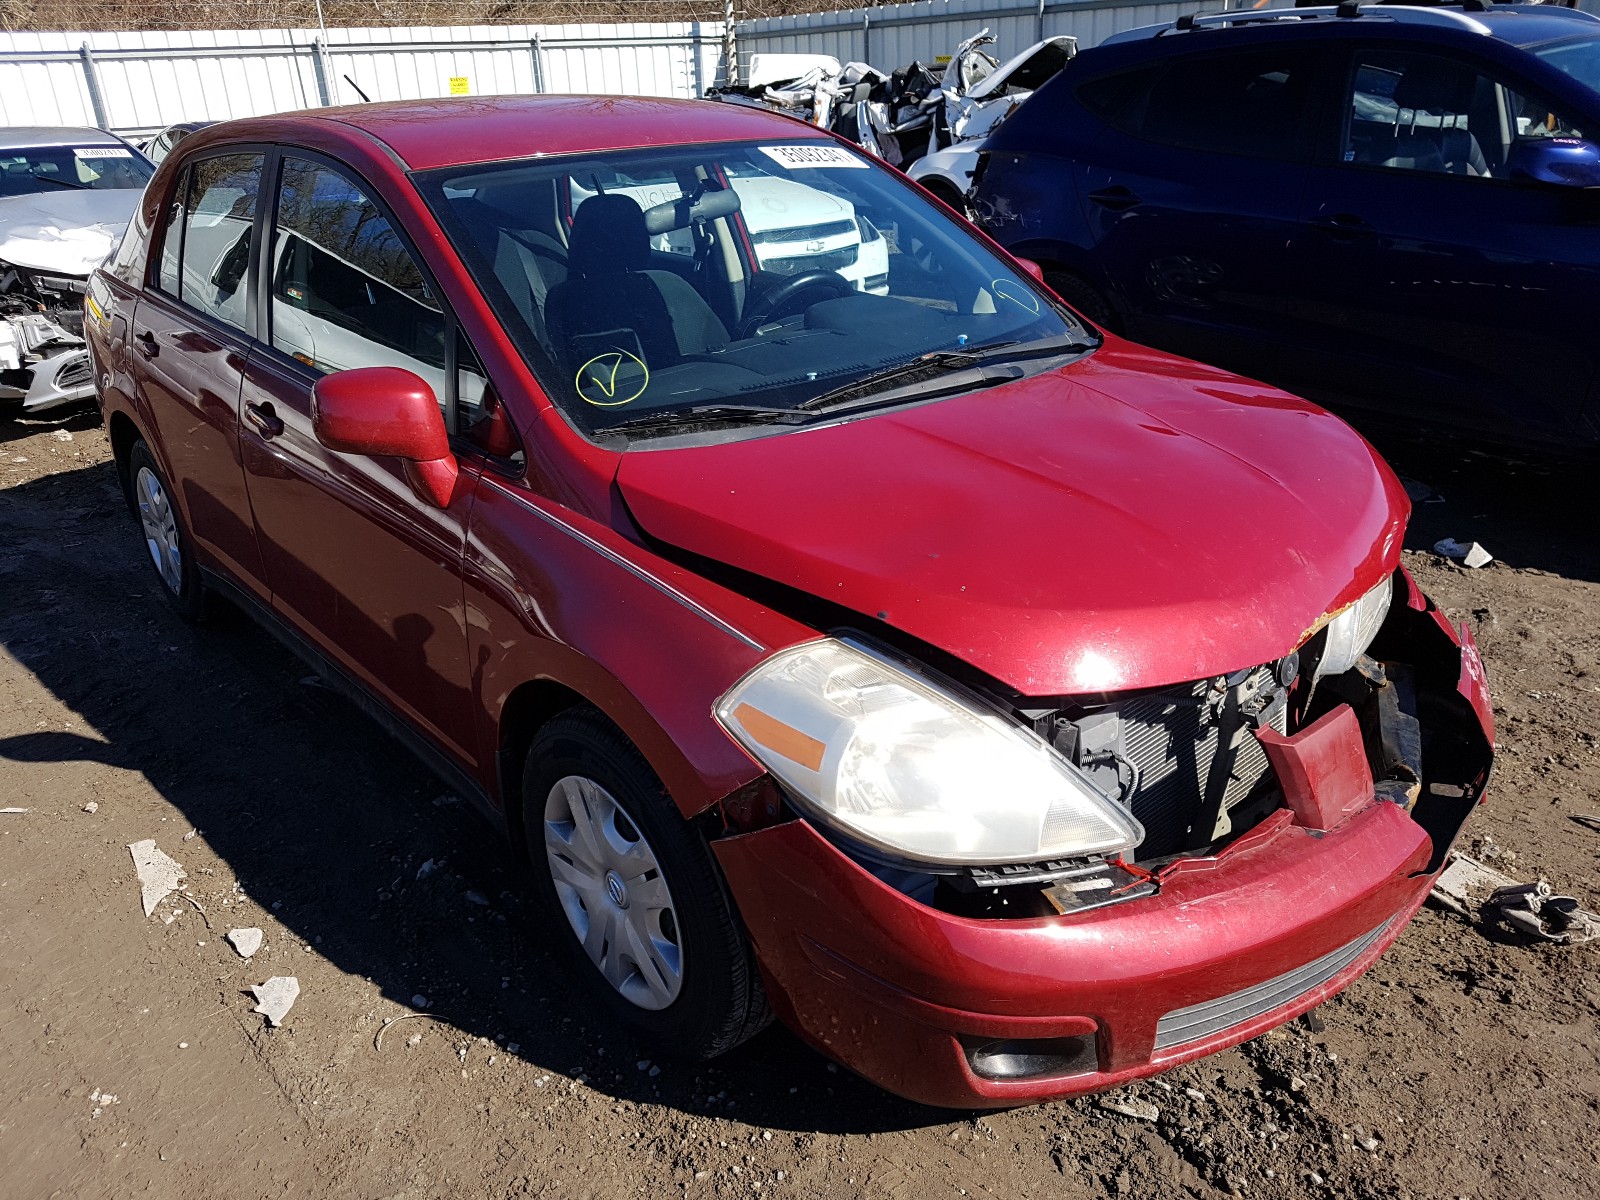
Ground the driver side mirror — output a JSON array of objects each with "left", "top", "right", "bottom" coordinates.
[
  {"left": 1013, "top": 257, "right": 1045, "bottom": 284},
  {"left": 312, "top": 367, "right": 459, "bottom": 508},
  {"left": 1506, "top": 137, "right": 1600, "bottom": 188}
]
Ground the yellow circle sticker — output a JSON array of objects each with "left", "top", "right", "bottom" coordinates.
[{"left": 575, "top": 350, "right": 650, "bottom": 407}]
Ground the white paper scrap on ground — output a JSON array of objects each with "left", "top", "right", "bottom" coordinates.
[
  {"left": 250, "top": 977, "right": 300, "bottom": 1026},
  {"left": 227, "top": 928, "right": 264, "bottom": 959},
  {"left": 128, "top": 839, "right": 186, "bottom": 917}
]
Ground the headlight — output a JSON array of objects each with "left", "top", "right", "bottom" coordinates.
[
  {"left": 1315, "top": 575, "right": 1394, "bottom": 679},
  {"left": 714, "top": 639, "right": 1145, "bottom": 867}
]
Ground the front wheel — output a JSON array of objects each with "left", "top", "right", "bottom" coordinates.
[
  {"left": 127, "top": 439, "right": 207, "bottom": 621},
  {"left": 523, "top": 709, "right": 770, "bottom": 1058}
]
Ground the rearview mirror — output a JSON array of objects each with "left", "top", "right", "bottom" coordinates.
[
  {"left": 1013, "top": 257, "right": 1045, "bottom": 283},
  {"left": 1506, "top": 137, "right": 1600, "bottom": 188},
  {"left": 311, "top": 367, "right": 459, "bottom": 508}
]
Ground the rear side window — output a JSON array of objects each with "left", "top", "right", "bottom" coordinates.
[
  {"left": 269, "top": 156, "right": 446, "bottom": 378},
  {"left": 1116, "top": 50, "right": 1319, "bottom": 161},
  {"left": 179, "top": 155, "right": 261, "bottom": 332},
  {"left": 1075, "top": 66, "right": 1162, "bottom": 124}
]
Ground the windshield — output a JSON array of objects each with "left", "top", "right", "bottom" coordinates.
[
  {"left": 415, "top": 139, "right": 1087, "bottom": 438},
  {"left": 1531, "top": 35, "right": 1600, "bottom": 94},
  {"left": 0, "top": 144, "right": 152, "bottom": 197}
]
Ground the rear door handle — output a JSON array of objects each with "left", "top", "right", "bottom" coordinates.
[
  {"left": 135, "top": 329, "right": 157, "bottom": 358},
  {"left": 245, "top": 401, "right": 284, "bottom": 439},
  {"left": 1309, "top": 213, "right": 1375, "bottom": 240},
  {"left": 1088, "top": 186, "right": 1142, "bottom": 212}
]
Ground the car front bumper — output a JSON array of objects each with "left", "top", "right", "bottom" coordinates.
[{"left": 713, "top": 574, "right": 1494, "bottom": 1108}]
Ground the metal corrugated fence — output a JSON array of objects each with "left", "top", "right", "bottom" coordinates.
[
  {"left": 0, "top": 0, "right": 1239, "bottom": 139},
  {"left": 0, "top": 22, "right": 726, "bottom": 137}
]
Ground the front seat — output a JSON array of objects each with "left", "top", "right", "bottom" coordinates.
[
  {"left": 544, "top": 193, "right": 729, "bottom": 372},
  {"left": 1378, "top": 60, "right": 1489, "bottom": 177}
]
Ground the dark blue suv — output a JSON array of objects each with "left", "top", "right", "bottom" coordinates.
[{"left": 972, "top": 2, "right": 1600, "bottom": 446}]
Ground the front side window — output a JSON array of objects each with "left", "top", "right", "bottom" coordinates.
[
  {"left": 176, "top": 153, "right": 261, "bottom": 332},
  {"left": 1115, "top": 50, "right": 1318, "bottom": 161},
  {"left": 1343, "top": 51, "right": 1583, "bottom": 179},
  {"left": 0, "top": 143, "right": 153, "bottom": 198},
  {"left": 416, "top": 140, "right": 1088, "bottom": 440},
  {"left": 270, "top": 157, "right": 446, "bottom": 383}
]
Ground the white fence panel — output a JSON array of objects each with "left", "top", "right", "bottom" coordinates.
[
  {"left": 0, "top": 21, "right": 726, "bottom": 138},
  {"left": 736, "top": 0, "right": 1240, "bottom": 77}
]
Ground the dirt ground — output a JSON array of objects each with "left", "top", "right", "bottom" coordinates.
[{"left": 1, "top": 405, "right": 1597, "bottom": 1200}]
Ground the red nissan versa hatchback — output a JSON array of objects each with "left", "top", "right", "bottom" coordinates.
[{"left": 84, "top": 96, "right": 1495, "bottom": 1109}]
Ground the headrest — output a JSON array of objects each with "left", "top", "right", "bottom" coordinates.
[
  {"left": 1393, "top": 61, "right": 1476, "bottom": 115},
  {"left": 643, "top": 186, "right": 741, "bottom": 235},
  {"left": 568, "top": 193, "right": 650, "bottom": 276}
]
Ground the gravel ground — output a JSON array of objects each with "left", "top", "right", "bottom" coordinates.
[{"left": 1, "top": 408, "right": 1596, "bottom": 1200}]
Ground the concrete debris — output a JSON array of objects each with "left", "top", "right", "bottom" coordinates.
[
  {"left": 226, "top": 928, "right": 264, "bottom": 959},
  {"left": 128, "top": 839, "right": 186, "bottom": 917},
  {"left": 249, "top": 976, "right": 300, "bottom": 1026},
  {"left": 50, "top": 428, "right": 73, "bottom": 442},
  {"left": 415, "top": 858, "right": 439, "bottom": 880},
  {"left": 1097, "top": 1096, "right": 1160, "bottom": 1122},
  {"left": 181, "top": 828, "right": 198, "bottom": 842},
  {"left": 1433, "top": 538, "right": 1494, "bottom": 569},
  {"left": 82, "top": 801, "right": 98, "bottom": 813}
]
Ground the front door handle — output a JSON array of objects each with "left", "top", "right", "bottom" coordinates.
[
  {"left": 1309, "top": 212, "right": 1375, "bottom": 240},
  {"left": 135, "top": 329, "right": 157, "bottom": 358},
  {"left": 1088, "top": 185, "right": 1142, "bottom": 212},
  {"left": 245, "top": 401, "right": 284, "bottom": 439}
]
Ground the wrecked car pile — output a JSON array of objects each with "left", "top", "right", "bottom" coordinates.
[
  {"left": 0, "top": 129, "right": 151, "bottom": 422},
  {"left": 706, "top": 29, "right": 1075, "bottom": 180}
]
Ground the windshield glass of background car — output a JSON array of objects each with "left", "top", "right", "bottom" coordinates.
[
  {"left": 1532, "top": 35, "right": 1600, "bottom": 94},
  {"left": 415, "top": 140, "right": 1081, "bottom": 436},
  {"left": 0, "top": 145, "right": 152, "bottom": 196}
]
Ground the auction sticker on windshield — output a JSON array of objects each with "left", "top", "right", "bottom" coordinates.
[
  {"left": 759, "top": 145, "right": 867, "bottom": 170},
  {"left": 75, "top": 147, "right": 132, "bottom": 159}
]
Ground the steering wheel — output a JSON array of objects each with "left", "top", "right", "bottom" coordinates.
[{"left": 736, "top": 270, "right": 857, "bottom": 339}]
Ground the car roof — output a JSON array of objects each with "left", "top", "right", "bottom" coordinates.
[
  {"left": 216, "top": 95, "right": 832, "bottom": 173},
  {"left": 1101, "top": 2, "right": 1600, "bottom": 51},
  {"left": 0, "top": 126, "right": 127, "bottom": 149}
]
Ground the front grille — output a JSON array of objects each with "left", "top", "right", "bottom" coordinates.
[
  {"left": 1153, "top": 919, "right": 1394, "bottom": 1051},
  {"left": 751, "top": 219, "right": 856, "bottom": 245},
  {"left": 761, "top": 245, "right": 860, "bottom": 275},
  {"left": 1119, "top": 665, "right": 1285, "bottom": 857}
]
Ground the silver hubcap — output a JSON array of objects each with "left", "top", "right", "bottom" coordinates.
[
  {"left": 135, "top": 466, "right": 183, "bottom": 594},
  {"left": 543, "top": 775, "right": 684, "bottom": 1010}
]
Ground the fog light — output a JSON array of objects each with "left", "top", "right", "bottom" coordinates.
[{"left": 965, "top": 1035, "right": 1098, "bottom": 1081}]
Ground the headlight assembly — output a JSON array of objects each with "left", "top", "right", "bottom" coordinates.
[
  {"left": 1315, "top": 575, "right": 1394, "bottom": 679},
  {"left": 714, "top": 639, "right": 1145, "bottom": 868}
]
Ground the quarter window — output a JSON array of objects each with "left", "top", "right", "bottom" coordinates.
[
  {"left": 270, "top": 157, "right": 446, "bottom": 379},
  {"left": 1118, "top": 51, "right": 1318, "bottom": 161}
]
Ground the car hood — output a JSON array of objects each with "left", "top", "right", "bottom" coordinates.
[
  {"left": 615, "top": 341, "right": 1409, "bottom": 696},
  {"left": 0, "top": 188, "right": 142, "bottom": 276},
  {"left": 730, "top": 175, "right": 851, "bottom": 235}
]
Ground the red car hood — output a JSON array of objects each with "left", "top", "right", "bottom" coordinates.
[{"left": 616, "top": 341, "right": 1409, "bottom": 696}]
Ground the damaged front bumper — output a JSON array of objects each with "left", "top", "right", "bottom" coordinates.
[
  {"left": 0, "top": 269, "right": 95, "bottom": 418},
  {"left": 712, "top": 568, "right": 1494, "bottom": 1108}
]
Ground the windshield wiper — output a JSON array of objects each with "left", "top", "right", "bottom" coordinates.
[
  {"left": 598, "top": 403, "right": 810, "bottom": 437},
  {"left": 25, "top": 173, "right": 89, "bottom": 190},
  {"left": 799, "top": 333, "right": 1091, "bottom": 414}
]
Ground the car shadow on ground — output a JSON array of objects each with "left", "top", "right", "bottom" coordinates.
[{"left": 0, "top": 453, "right": 945, "bottom": 1135}]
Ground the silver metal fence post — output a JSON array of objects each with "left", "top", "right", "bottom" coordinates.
[
  {"left": 531, "top": 33, "right": 547, "bottom": 93},
  {"left": 862, "top": 11, "right": 871, "bottom": 65},
  {"left": 1037, "top": 0, "right": 1048, "bottom": 43},
  {"left": 310, "top": 36, "right": 332, "bottom": 106},
  {"left": 78, "top": 43, "right": 110, "bottom": 130},
  {"left": 723, "top": 0, "right": 737, "bottom": 88}
]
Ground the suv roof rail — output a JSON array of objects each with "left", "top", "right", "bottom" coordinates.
[{"left": 1145, "top": 3, "right": 1497, "bottom": 40}]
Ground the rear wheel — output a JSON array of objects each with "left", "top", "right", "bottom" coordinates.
[
  {"left": 523, "top": 709, "right": 770, "bottom": 1058},
  {"left": 1044, "top": 270, "right": 1119, "bottom": 334},
  {"left": 921, "top": 178, "right": 972, "bottom": 220},
  {"left": 127, "top": 439, "right": 207, "bottom": 621}
]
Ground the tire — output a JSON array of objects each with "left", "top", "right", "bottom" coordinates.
[
  {"left": 522, "top": 708, "right": 771, "bottom": 1059},
  {"left": 1043, "top": 270, "right": 1119, "bottom": 334},
  {"left": 126, "top": 439, "right": 207, "bottom": 621},
  {"left": 922, "top": 178, "right": 973, "bottom": 220}
]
